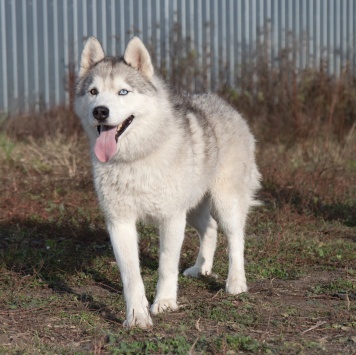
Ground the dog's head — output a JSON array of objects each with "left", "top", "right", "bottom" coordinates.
[{"left": 75, "top": 37, "right": 165, "bottom": 163}]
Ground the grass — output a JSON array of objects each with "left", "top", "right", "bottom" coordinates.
[
  {"left": 0, "top": 124, "right": 355, "bottom": 354},
  {"left": 0, "top": 47, "right": 355, "bottom": 353}
]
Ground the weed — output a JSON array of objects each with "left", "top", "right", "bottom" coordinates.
[
  {"left": 311, "top": 279, "right": 355, "bottom": 296},
  {"left": 0, "top": 133, "right": 15, "bottom": 160}
]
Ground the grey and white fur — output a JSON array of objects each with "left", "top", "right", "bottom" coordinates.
[{"left": 75, "top": 36, "right": 261, "bottom": 328}]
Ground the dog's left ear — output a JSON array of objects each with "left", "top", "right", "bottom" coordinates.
[
  {"left": 124, "top": 37, "right": 154, "bottom": 79},
  {"left": 78, "top": 37, "right": 105, "bottom": 78}
]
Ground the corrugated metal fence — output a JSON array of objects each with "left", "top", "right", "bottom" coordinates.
[{"left": 0, "top": 0, "right": 355, "bottom": 114}]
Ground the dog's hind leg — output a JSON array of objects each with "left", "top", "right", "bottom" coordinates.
[
  {"left": 184, "top": 197, "right": 218, "bottom": 278},
  {"left": 212, "top": 188, "right": 250, "bottom": 294}
]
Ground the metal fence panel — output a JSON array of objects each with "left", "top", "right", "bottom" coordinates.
[{"left": 0, "top": 0, "right": 355, "bottom": 114}]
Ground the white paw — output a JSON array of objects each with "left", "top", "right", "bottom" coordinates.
[
  {"left": 150, "top": 298, "right": 179, "bottom": 315},
  {"left": 183, "top": 265, "right": 212, "bottom": 278},
  {"left": 226, "top": 278, "right": 248, "bottom": 294},
  {"left": 123, "top": 312, "right": 153, "bottom": 328}
]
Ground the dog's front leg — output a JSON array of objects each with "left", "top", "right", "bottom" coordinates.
[
  {"left": 108, "top": 220, "right": 152, "bottom": 328},
  {"left": 151, "top": 211, "right": 186, "bottom": 315}
]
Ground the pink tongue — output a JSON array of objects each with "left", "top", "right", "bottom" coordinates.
[{"left": 94, "top": 126, "right": 118, "bottom": 162}]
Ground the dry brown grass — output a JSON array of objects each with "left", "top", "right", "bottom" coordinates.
[
  {"left": 2, "top": 52, "right": 355, "bottom": 226},
  {"left": 3, "top": 105, "right": 80, "bottom": 141},
  {"left": 221, "top": 60, "right": 356, "bottom": 145}
]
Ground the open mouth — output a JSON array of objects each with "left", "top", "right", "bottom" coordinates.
[
  {"left": 94, "top": 115, "right": 134, "bottom": 163},
  {"left": 96, "top": 115, "right": 134, "bottom": 142}
]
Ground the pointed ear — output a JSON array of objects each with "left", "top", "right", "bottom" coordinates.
[
  {"left": 78, "top": 37, "right": 105, "bottom": 78},
  {"left": 124, "top": 37, "right": 154, "bottom": 79}
]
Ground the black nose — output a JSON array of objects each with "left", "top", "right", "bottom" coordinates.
[{"left": 93, "top": 106, "right": 109, "bottom": 121}]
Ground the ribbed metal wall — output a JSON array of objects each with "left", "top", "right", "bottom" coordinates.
[{"left": 0, "top": 0, "right": 355, "bottom": 114}]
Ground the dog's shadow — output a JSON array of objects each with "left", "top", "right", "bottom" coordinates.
[
  {"left": 1, "top": 217, "right": 225, "bottom": 325},
  {"left": 1, "top": 217, "right": 160, "bottom": 324}
]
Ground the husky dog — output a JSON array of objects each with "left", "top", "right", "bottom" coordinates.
[{"left": 75, "top": 36, "right": 261, "bottom": 328}]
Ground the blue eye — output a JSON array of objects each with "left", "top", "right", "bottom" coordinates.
[{"left": 119, "top": 89, "right": 129, "bottom": 95}]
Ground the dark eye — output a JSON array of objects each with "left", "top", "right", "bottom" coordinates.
[
  {"left": 119, "top": 89, "right": 129, "bottom": 96},
  {"left": 90, "top": 88, "right": 98, "bottom": 95}
]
